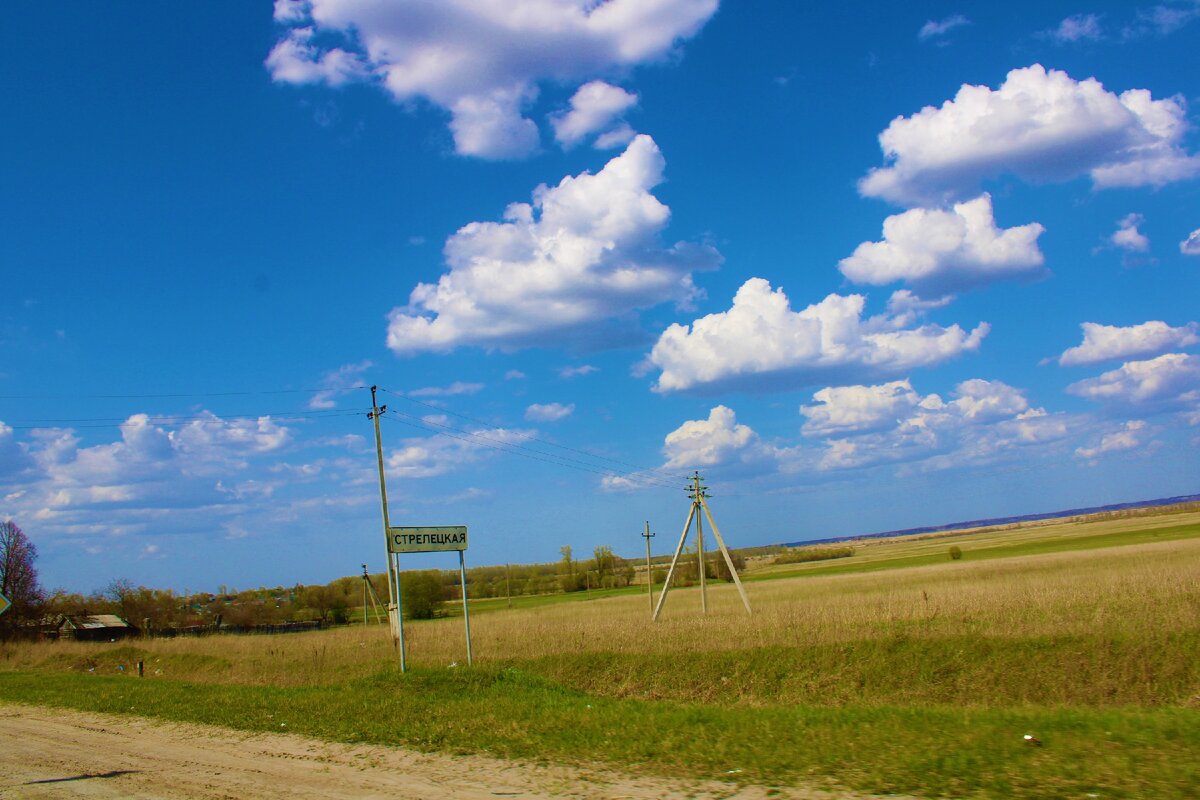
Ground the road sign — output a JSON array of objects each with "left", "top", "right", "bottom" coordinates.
[
  {"left": 387, "top": 525, "right": 468, "bottom": 553},
  {"left": 0, "top": 592, "right": 10, "bottom": 617}
]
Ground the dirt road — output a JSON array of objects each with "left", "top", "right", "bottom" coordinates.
[{"left": 0, "top": 703, "right": 897, "bottom": 800}]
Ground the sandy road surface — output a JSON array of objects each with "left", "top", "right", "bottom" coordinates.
[{"left": 0, "top": 704, "right": 901, "bottom": 800}]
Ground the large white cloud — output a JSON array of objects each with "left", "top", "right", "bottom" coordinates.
[
  {"left": 803, "top": 379, "right": 1060, "bottom": 472},
  {"left": 646, "top": 278, "right": 989, "bottom": 393},
  {"left": 266, "top": 0, "right": 717, "bottom": 158},
  {"left": 1058, "top": 321, "right": 1199, "bottom": 366},
  {"left": 839, "top": 194, "right": 1045, "bottom": 291},
  {"left": 387, "top": 135, "right": 719, "bottom": 354},
  {"left": 0, "top": 413, "right": 296, "bottom": 541},
  {"left": 662, "top": 405, "right": 765, "bottom": 469},
  {"left": 623, "top": 377, "right": 1068, "bottom": 487},
  {"left": 800, "top": 380, "right": 926, "bottom": 437},
  {"left": 551, "top": 80, "right": 639, "bottom": 148},
  {"left": 1067, "top": 352, "right": 1200, "bottom": 407},
  {"left": 859, "top": 64, "right": 1200, "bottom": 206}
]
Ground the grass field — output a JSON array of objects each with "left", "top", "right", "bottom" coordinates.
[{"left": 3, "top": 508, "right": 1199, "bottom": 798}]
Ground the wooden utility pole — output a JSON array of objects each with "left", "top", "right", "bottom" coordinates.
[
  {"left": 642, "top": 521, "right": 655, "bottom": 616},
  {"left": 652, "top": 472, "right": 751, "bottom": 621},
  {"left": 369, "top": 386, "right": 406, "bottom": 671}
]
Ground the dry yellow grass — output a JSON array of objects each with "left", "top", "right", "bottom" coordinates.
[{"left": 7, "top": 521, "right": 1197, "bottom": 690}]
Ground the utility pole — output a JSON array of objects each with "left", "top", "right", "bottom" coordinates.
[
  {"left": 652, "top": 472, "right": 752, "bottom": 621},
  {"left": 369, "top": 385, "right": 406, "bottom": 671},
  {"left": 362, "top": 564, "right": 369, "bottom": 627},
  {"left": 642, "top": 521, "right": 655, "bottom": 616},
  {"left": 695, "top": 477, "right": 707, "bottom": 614}
]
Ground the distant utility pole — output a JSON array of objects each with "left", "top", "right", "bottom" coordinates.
[
  {"left": 361, "top": 563, "right": 386, "bottom": 626},
  {"left": 369, "top": 385, "right": 406, "bottom": 671},
  {"left": 653, "top": 472, "right": 751, "bottom": 621},
  {"left": 642, "top": 521, "right": 655, "bottom": 616}
]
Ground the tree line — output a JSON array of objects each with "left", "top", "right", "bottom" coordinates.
[{"left": 1, "top": 516, "right": 751, "bottom": 638}]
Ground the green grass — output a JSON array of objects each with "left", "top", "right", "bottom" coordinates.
[
  {"left": 746, "top": 522, "right": 1200, "bottom": 583},
  {"left": 5, "top": 510, "right": 1198, "bottom": 798},
  {"left": 524, "top": 632, "right": 1200, "bottom": 708},
  {"left": 3, "top": 668, "right": 1198, "bottom": 799}
]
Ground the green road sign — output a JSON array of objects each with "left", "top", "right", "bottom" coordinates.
[
  {"left": 0, "top": 592, "right": 10, "bottom": 616},
  {"left": 388, "top": 525, "right": 468, "bottom": 553}
]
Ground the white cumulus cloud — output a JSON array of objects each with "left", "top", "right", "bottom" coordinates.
[
  {"left": 1075, "top": 420, "right": 1150, "bottom": 460},
  {"left": 266, "top": 0, "right": 717, "bottom": 159},
  {"left": 1049, "top": 13, "right": 1104, "bottom": 42},
  {"left": 1058, "top": 321, "right": 1199, "bottom": 366},
  {"left": 1111, "top": 213, "right": 1150, "bottom": 252},
  {"left": 551, "top": 81, "right": 639, "bottom": 148},
  {"left": 408, "top": 382, "right": 485, "bottom": 397},
  {"left": 387, "top": 136, "right": 719, "bottom": 354},
  {"left": 800, "top": 380, "right": 926, "bottom": 437},
  {"left": 839, "top": 194, "right": 1045, "bottom": 291},
  {"left": 806, "top": 379, "right": 1056, "bottom": 472},
  {"left": 387, "top": 426, "right": 535, "bottom": 478},
  {"left": 308, "top": 360, "right": 372, "bottom": 409},
  {"left": 1067, "top": 352, "right": 1200, "bottom": 407},
  {"left": 1180, "top": 228, "right": 1200, "bottom": 255},
  {"left": 918, "top": 14, "right": 969, "bottom": 41},
  {"left": 663, "top": 405, "right": 759, "bottom": 468},
  {"left": 525, "top": 402, "right": 575, "bottom": 422},
  {"left": 859, "top": 64, "right": 1200, "bottom": 206},
  {"left": 646, "top": 278, "right": 989, "bottom": 393}
]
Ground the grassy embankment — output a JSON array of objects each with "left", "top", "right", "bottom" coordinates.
[{"left": 2, "top": 509, "right": 1199, "bottom": 798}]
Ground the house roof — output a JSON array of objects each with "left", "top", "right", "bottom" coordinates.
[{"left": 63, "top": 614, "right": 132, "bottom": 630}]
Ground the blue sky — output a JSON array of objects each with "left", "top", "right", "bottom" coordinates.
[{"left": 2, "top": 1, "right": 1198, "bottom": 593}]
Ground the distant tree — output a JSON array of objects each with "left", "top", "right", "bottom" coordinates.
[
  {"left": 400, "top": 570, "right": 445, "bottom": 620},
  {"left": 558, "top": 545, "right": 583, "bottom": 592},
  {"left": 0, "top": 521, "right": 44, "bottom": 632},
  {"left": 714, "top": 551, "right": 746, "bottom": 582},
  {"left": 303, "top": 584, "right": 336, "bottom": 623},
  {"left": 593, "top": 545, "right": 616, "bottom": 587},
  {"left": 104, "top": 578, "right": 138, "bottom": 621}
]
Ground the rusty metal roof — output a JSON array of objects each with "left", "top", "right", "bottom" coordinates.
[{"left": 63, "top": 614, "right": 132, "bottom": 630}]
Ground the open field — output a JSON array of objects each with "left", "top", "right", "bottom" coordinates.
[{"left": 2, "top": 509, "right": 1199, "bottom": 798}]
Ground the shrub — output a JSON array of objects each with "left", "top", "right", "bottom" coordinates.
[{"left": 949, "top": 545, "right": 963, "bottom": 560}]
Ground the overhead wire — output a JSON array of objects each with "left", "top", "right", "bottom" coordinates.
[
  {"left": 378, "top": 386, "right": 688, "bottom": 486},
  {"left": 0, "top": 385, "right": 371, "bottom": 401},
  {"left": 379, "top": 410, "right": 686, "bottom": 492},
  {"left": 3, "top": 408, "right": 369, "bottom": 431},
  {"left": 385, "top": 406, "right": 685, "bottom": 491}
]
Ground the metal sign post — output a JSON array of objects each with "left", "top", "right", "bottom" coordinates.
[{"left": 387, "top": 525, "right": 473, "bottom": 666}]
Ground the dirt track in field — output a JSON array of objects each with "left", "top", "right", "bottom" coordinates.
[{"left": 0, "top": 703, "right": 905, "bottom": 800}]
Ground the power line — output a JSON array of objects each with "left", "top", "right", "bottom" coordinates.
[
  {"left": 3, "top": 408, "right": 368, "bottom": 431},
  {"left": 379, "top": 411, "right": 685, "bottom": 492},
  {"left": 0, "top": 385, "right": 371, "bottom": 401},
  {"left": 378, "top": 386, "right": 686, "bottom": 484},
  {"left": 386, "top": 406, "right": 684, "bottom": 491}
]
